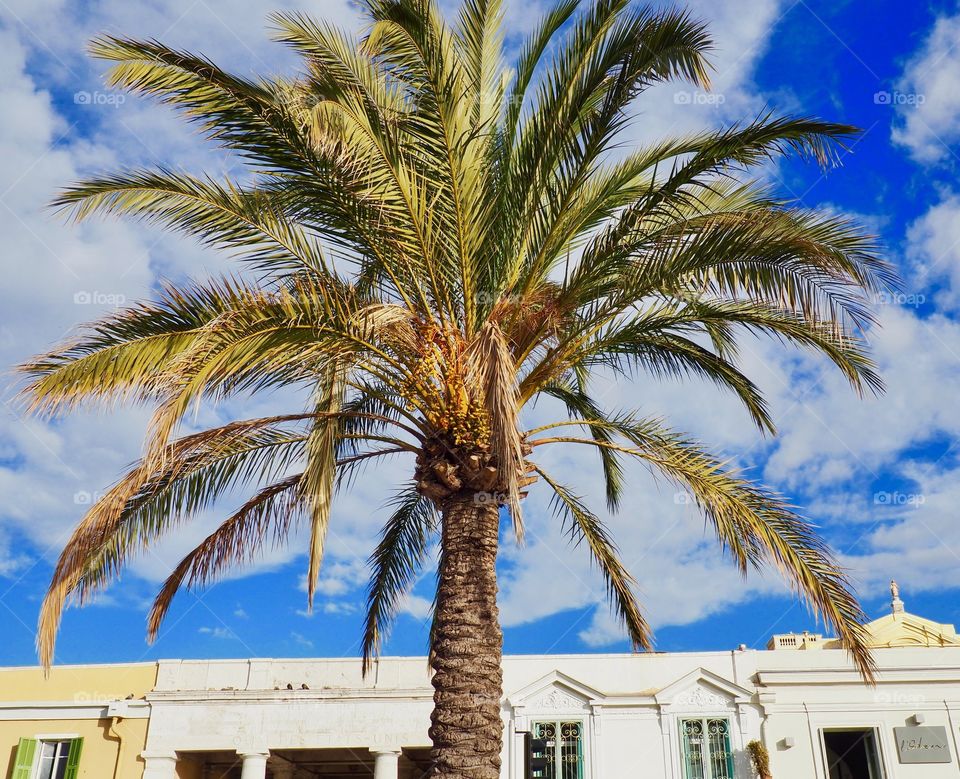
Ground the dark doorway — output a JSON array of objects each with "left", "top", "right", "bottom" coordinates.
[{"left": 823, "top": 729, "right": 884, "bottom": 779}]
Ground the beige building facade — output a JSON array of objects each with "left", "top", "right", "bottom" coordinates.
[
  {"left": 0, "top": 662, "right": 155, "bottom": 778},
  {"left": 3, "top": 586, "right": 959, "bottom": 779}
]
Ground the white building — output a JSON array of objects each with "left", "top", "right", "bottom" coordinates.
[{"left": 136, "top": 586, "right": 960, "bottom": 779}]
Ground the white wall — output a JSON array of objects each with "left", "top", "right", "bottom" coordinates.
[{"left": 143, "top": 647, "right": 960, "bottom": 778}]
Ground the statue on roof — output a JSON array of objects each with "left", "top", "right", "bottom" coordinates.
[{"left": 891, "top": 579, "right": 904, "bottom": 614}]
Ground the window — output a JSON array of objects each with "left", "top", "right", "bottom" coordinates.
[
  {"left": 531, "top": 721, "right": 584, "bottom": 779},
  {"left": 11, "top": 737, "right": 83, "bottom": 779},
  {"left": 36, "top": 741, "right": 72, "bottom": 779},
  {"left": 823, "top": 729, "right": 884, "bottom": 779},
  {"left": 680, "top": 718, "right": 734, "bottom": 779}
]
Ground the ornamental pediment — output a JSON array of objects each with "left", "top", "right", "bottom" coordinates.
[
  {"left": 507, "top": 670, "right": 604, "bottom": 712},
  {"left": 655, "top": 668, "right": 752, "bottom": 711}
]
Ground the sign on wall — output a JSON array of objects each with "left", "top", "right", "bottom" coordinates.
[{"left": 893, "top": 727, "right": 952, "bottom": 764}]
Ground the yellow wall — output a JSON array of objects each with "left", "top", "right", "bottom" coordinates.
[
  {"left": 0, "top": 663, "right": 156, "bottom": 703},
  {"left": 174, "top": 755, "right": 204, "bottom": 779},
  {"left": 0, "top": 664, "right": 156, "bottom": 779}
]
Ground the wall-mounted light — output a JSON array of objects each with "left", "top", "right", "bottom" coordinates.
[
  {"left": 779, "top": 737, "right": 795, "bottom": 749},
  {"left": 910, "top": 713, "right": 926, "bottom": 725}
]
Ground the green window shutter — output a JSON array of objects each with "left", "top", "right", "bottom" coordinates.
[
  {"left": 64, "top": 738, "right": 84, "bottom": 779},
  {"left": 11, "top": 738, "right": 38, "bottom": 779}
]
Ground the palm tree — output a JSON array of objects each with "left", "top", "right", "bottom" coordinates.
[{"left": 20, "top": 1, "right": 894, "bottom": 776}]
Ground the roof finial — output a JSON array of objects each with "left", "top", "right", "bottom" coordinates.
[{"left": 891, "top": 579, "right": 904, "bottom": 615}]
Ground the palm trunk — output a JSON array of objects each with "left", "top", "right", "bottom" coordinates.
[{"left": 429, "top": 495, "right": 503, "bottom": 779}]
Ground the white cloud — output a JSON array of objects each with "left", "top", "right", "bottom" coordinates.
[
  {"left": 623, "top": 0, "right": 787, "bottom": 148},
  {"left": 837, "top": 460, "right": 960, "bottom": 597},
  {"left": 890, "top": 13, "right": 960, "bottom": 163},
  {"left": 6, "top": 0, "right": 958, "bottom": 656},
  {"left": 0, "top": 528, "right": 30, "bottom": 579},
  {"left": 290, "top": 631, "right": 314, "bottom": 649},
  {"left": 906, "top": 193, "right": 960, "bottom": 311},
  {"left": 198, "top": 625, "right": 235, "bottom": 640},
  {"left": 321, "top": 601, "right": 360, "bottom": 616},
  {"left": 0, "top": 0, "right": 824, "bottom": 650},
  {"left": 398, "top": 593, "right": 433, "bottom": 621}
]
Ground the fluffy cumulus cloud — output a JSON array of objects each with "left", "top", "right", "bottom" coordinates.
[
  {"left": 906, "top": 193, "right": 960, "bottom": 311},
  {"left": 3, "top": 0, "right": 960, "bottom": 658},
  {"left": 890, "top": 11, "right": 960, "bottom": 163}
]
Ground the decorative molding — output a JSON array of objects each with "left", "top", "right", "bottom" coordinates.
[
  {"left": 655, "top": 668, "right": 752, "bottom": 710},
  {"left": 147, "top": 688, "right": 434, "bottom": 703},
  {"left": 755, "top": 667, "right": 960, "bottom": 686},
  {"left": 529, "top": 687, "right": 586, "bottom": 712},
  {"left": 0, "top": 700, "right": 150, "bottom": 721},
  {"left": 672, "top": 684, "right": 730, "bottom": 710},
  {"left": 507, "top": 670, "right": 605, "bottom": 710}
]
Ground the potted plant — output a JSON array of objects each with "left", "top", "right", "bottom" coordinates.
[{"left": 748, "top": 740, "right": 773, "bottom": 779}]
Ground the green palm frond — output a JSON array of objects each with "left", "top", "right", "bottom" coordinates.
[
  {"left": 362, "top": 488, "right": 438, "bottom": 670},
  {"left": 53, "top": 170, "right": 327, "bottom": 274},
  {"left": 147, "top": 474, "right": 304, "bottom": 640},
  {"left": 535, "top": 465, "right": 652, "bottom": 651},
  {"left": 527, "top": 412, "right": 875, "bottom": 678},
  {"left": 25, "top": 0, "right": 893, "bottom": 679}
]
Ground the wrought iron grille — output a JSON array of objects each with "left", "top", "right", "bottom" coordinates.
[
  {"left": 680, "top": 718, "right": 734, "bottom": 779},
  {"left": 532, "top": 721, "right": 584, "bottom": 779}
]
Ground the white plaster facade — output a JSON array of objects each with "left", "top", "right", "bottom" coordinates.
[
  {"left": 140, "top": 642, "right": 960, "bottom": 778},
  {"left": 127, "top": 593, "right": 960, "bottom": 778}
]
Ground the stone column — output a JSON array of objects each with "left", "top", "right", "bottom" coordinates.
[
  {"left": 141, "top": 751, "right": 178, "bottom": 779},
  {"left": 372, "top": 749, "right": 402, "bottom": 779},
  {"left": 239, "top": 750, "right": 269, "bottom": 779}
]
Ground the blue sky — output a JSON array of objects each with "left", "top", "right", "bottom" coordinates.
[{"left": 2, "top": 0, "right": 960, "bottom": 667}]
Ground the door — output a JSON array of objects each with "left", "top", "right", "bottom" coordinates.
[
  {"left": 680, "top": 718, "right": 735, "bottom": 779},
  {"left": 823, "top": 729, "right": 884, "bottom": 779}
]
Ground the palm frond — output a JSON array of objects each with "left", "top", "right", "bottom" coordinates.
[
  {"left": 362, "top": 488, "right": 438, "bottom": 671},
  {"left": 147, "top": 474, "right": 304, "bottom": 640},
  {"left": 535, "top": 465, "right": 652, "bottom": 651},
  {"left": 28, "top": 0, "right": 889, "bottom": 681},
  {"left": 53, "top": 170, "right": 327, "bottom": 274},
  {"left": 527, "top": 413, "right": 875, "bottom": 678}
]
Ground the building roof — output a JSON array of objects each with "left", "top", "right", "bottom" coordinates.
[{"left": 769, "top": 579, "right": 960, "bottom": 651}]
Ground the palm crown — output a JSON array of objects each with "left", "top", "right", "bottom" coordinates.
[{"left": 22, "top": 0, "right": 893, "bottom": 689}]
